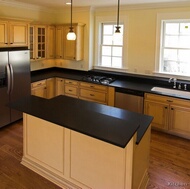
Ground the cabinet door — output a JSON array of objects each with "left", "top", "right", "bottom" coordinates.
[
  {"left": 29, "top": 26, "right": 35, "bottom": 60},
  {"left": 9, "top": 22, "right": 29, "bottom": 47},
  {"left": 55, "top": 26, "right": 63, "bottom": 58},
  {"left": 36, "top": 26, "right": 46, "bottom": 59},
  {"left": 144, "top": 100, "right": 169, "bottom": 130},
  {"left": 56, "top": 78, "right": 64, "bottom": 96},
  {"left": 47, "top": 26, "right": 55, "bottom": 59},
  {"left": 31, "top": 86, "right": 47, "bottom": 98},
  {"left": 46, "top": 78, "right": 55, "bottom": 99},
  {"left": 63, "top": 26, "right": 76, "bottom": 60},
  {"left": 0, "top": 21, "right": 8, "bottom": 47},
  {"left": 170, "top": 105, "right": 190, "bottom": 138}
]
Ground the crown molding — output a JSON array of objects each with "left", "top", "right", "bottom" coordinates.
[
  {"left": 95, "top": 1, "right": 190, "bottom": 12},
  {"left": 0, "top": 0, "right": 55, "bottom": 13}
]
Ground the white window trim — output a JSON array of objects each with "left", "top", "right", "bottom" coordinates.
[
  {"left": 155, "top": 11, "right": 190, "bottom": 80},
  {"left": 94, "top": 15, "right": 128, "bottom": 72}
]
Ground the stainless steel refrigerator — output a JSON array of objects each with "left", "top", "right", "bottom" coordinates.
[{"left": 0, "top": 48, "right": 31, "bottom": 128}]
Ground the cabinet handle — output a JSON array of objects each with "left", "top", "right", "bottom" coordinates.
[
  {"left": 167, "top": 100, "right": 173, "bottom": 103},
  {"left": 4, "top": 43, "right": 8, "bottom": 44},
  {"left": 90, "top": 85, "right": 94, "bottom": 88},
  {"left": 90, "top": 94, "right": 94, "bottom": 96},
  {"left": 165, "top": 107, "right": 168, "bottom": 109},
  {"left": 171, "top": 108, "right": 174, "bottom": 110},
  {"left": 69, "top": 89, "right": 73, "bottom": 92}
]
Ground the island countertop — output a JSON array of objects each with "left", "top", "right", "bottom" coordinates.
[{"left": 10, "top": 95, "right": 153, "bottom": 148}]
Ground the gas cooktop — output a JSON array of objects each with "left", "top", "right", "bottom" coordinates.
[{"left": 82, "top": 75, "right": 115, "bottom": 85}]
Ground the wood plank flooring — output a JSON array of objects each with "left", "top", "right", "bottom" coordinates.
[{"left": 0, "top": 120, "right": 189, "bottom": 189}]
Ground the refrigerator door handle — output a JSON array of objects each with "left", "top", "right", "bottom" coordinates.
[
  {"left": 6, "top": 64, "right": 11, "bottom": 94},
  {"left": 9, "top": 64, "right": 14, "bottom": 94}
]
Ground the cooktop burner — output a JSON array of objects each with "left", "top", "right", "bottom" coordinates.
[{"left": 82, "top": 75, "right": 115, "bottom": 85}]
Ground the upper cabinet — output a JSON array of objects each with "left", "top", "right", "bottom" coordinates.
[
  {"left": 56, "top": 23, "right": 85, "bottom": 61},
  {"left": 0, "top": 20, "right": 29, "bottom": 48},
  {"left": 47, "top": 25, "right": 56, "bottom": 59},
  {"left": 30, "top": 25, "right": 47, "bottom": 60}
]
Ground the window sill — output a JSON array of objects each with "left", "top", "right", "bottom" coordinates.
[
  {"left": 153, "top": 71, "right": 190, "bottom": 81},
  {"left": 93, "top": 66, "right": 128, "bottom": 73}
]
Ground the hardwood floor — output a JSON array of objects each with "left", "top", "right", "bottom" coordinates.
[{"left": 0, "top": 120, "right": 189, "bottom": 189}]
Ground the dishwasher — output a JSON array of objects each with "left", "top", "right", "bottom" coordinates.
[{"left": 115, "top": 88, "right": 144, "bottom": 114}]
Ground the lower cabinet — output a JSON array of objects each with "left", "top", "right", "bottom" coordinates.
[
  {"left": 144, "top": 93, "right": 190, "bottom": 139},
  {"left": 79, "top": 82, "right": 108, "bottom": 104},
  {"left": 31, "top": 80, "right": 47, "bottom": 98},
  {"left": 31, "top": 78, "right": 55, "bottom": 99}
]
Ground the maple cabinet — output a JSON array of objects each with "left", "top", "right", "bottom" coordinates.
[
  {"left": 0, "top": 20, "right": 29, "bottom": 48},
  {"left": 55, "top": 23, "right": 85, "bottom": 61},
  {"left": 30, "top": 25, "right": 47, "bottom": 60},
  {"left": 64, "top": 79, "right": 79, "bottom": 98},
  {"left": 55, "top": 78, "right": 64, "bottom": 96},
  {"left": 31, "top": 80, "right": 47, "bottom": 98},
  {"left": 144, "top": 93, "right": 190, "bottom": 139},
  {"left": 46, "top": 78, "right": 55, "bottom": 99},
  {"left": 31, "top": 78, "right": 55, "bottom": 99},
  {"left": 47, "top": 25, "right": 56, "bottom": 59}
]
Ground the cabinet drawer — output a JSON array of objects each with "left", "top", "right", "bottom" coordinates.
[
  {"left": 145, "top": 93, "right": 190, "bottom": 107},
  {"left": 65, "top": 79, "right": 78, "bottom": 86},
  {"left": 31, "top": 80, "right": 46, "bottom": 88},
  {"left": 80, "top": 82, "right": 107, "bottom": 92},
  {"left": 65, "top": 85, "right": 78, "bottom": 97},
  {"left": 79, "top": 89, "right": 107, "bottom": 103}
]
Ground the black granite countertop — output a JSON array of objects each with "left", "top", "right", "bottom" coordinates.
[
  {"left": 31, "top": 67, "right": 190, "bottom": 100},
  {"left": 10, "top": 95, "right": 153, "bottom": 148}
]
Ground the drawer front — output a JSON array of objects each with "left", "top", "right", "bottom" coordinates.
[
  {"left": 31, "top": 80, "right": 46, "bottom": 88},
  {"left": 80, "top": 82, "right": 107, "bottom": 92},
  {"left": 65, "top": 85, "right": 78, "bottom": 96},
  {"left": 79, "top": 89, "right": 107, "bottom": 103},
  {"left": 65, "top": 79, "right": 78, "bottom": 86},
  {"left": 145, "top": 93, "right": 190, "bottom": 107}
]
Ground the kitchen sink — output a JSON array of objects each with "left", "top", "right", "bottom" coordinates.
[{"left": 151, "top": 87, "right": 190, "bottom": 98}]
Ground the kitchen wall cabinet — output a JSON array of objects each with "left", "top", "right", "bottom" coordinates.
[
  {"left": 31, "top": 80, "right": 47, "bottom": 98},
  {"left": 55, "top": 26, "right": 63, "bottom": 59},
  {"left": 144, "top": 93, "right": 190, "bottom": 139},
  {"left": 47, "top": 25, "right": 55, "bottom": 59},
  {"left": 55, "top": 23, "right": 85, "bottom": 61},
  {"left": 0, "top": 20, "right": 29, "bottom": 48},
  {"left": 30, "top": 25, "right": 47, "bottom": 60}
]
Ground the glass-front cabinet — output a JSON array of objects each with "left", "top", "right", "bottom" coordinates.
[{"left": 30, "top": 25, "right": 46, "bottom": 60}]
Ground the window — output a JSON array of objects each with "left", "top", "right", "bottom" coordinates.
[
  {"left": 100, "top": 23, "right": 124, "bottom": 68},
  {"left": 160, "top": 20, "right": 190, "bottom": 75}
]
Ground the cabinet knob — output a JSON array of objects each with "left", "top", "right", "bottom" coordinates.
[{"left": 165, "top": 107, "right": 168, "bottom": 109}]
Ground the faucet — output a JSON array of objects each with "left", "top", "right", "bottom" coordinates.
[{"left": 169, "top": 78, "right": 177, "bottom": 88}]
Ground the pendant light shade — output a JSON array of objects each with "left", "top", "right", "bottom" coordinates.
[
  {"left": 115, "top": 0, "right": 121, "bottom": 34},
  {"left": 67, "top": 0, "right": 76, "bottom": 40}
]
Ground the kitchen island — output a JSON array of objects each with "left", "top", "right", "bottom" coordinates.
[{"left": 11, "top": 95, "right": 153, "bottom": 189}]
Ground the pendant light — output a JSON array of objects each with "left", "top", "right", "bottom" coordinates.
[
  {"left": 67, "top": 0, "right": 76, "bottom": 40},
  {"left": 115, "top": 0, "right": 121, "bottom": 34}
]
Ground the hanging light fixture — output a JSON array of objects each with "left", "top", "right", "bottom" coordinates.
[
  {"left": 67, "top": 0, "right": 76, "bottom": 40},
  {"left": 115, "top": 0, "right": 121, "bottom": 34}
]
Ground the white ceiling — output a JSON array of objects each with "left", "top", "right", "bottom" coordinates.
[{"left": 2, "top": 0, "right": 190, "bottom": 9}]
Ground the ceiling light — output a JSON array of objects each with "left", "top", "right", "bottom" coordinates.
[
  {"left": 67, "top": 0, "right": 76, "bottom": 40},
  {"left": 115, "top": 0, "right": 121, "bottom": 34}
]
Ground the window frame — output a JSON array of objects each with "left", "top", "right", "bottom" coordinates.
[
  {"left": 155, "top": 12, "right": 190, "bottom": 79},
  {"left": 94, "top": 15, "right": 128, "bottom": 72}
]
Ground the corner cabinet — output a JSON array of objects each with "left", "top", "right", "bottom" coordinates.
[
  {"left": 55, "top": 23, "right": 85, "bottom": 61},
  {"left": 0, "top": 20, "right": 29, "bottom": 48},
  {"left": 144, "top": 93, "right": 190, "bottom": 139},
  {"left": 30, "top": 25, "right": 47, "bottom": 60}
]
